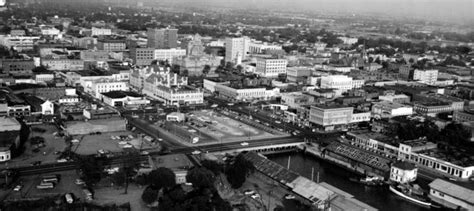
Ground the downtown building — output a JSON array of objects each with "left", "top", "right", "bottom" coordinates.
[
  {"left": 225, "top": 37, "right": 250, "bottom": 65},
  {"left": 131, "top": 67, "right": 203, "bottom": 105},
  {"left": 309, "top": 105, "right": 370, "bottom": 131},
  {"left": 147, "top": 28, "right": 178, "bottom": 49},
  {"left": 255, "top": 58, "right": 288, "bottom": 78},
  {"left": 130, "top": 48, "right": 186, "bottom": 66}
]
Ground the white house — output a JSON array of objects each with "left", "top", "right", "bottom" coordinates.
[
  {"left": 390, "top": 161, "right": 417, "bottom": 184},
  {"left": 41, "top": 100, "right": 54, "bottom": 115}
]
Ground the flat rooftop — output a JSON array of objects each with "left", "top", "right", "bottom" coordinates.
[
  {"left": 0, "top": 117, "right": 21, "bottom": 131},
  {"left": 150, "top": 153, "right": 194, "bottom": 170}
]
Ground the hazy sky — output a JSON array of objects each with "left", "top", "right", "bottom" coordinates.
[{"left": 158, "top": 0, "right": 474, "bottom": 23}]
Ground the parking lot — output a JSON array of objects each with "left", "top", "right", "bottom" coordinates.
[
  {"left": 3, "top": 170, "right": 85, "bottom": 202},
  {"left": 1, "top": 125, "right": 67, "bottom": 169},
  {"left": 185, "top": 110, "right": 280, "bottom": 144},
  {"left": 72, "top": 131, "right": 159, "bottom": 155}
]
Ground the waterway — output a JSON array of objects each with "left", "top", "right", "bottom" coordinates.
[{"left": 267, "top": 152, "right": 435, "bottom": 211}]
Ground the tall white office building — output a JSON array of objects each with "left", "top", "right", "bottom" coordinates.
[{"left": 225, "top": 37, "right": 250, "bottom": 65}]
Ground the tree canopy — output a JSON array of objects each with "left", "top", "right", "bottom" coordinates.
[
  {"left": 148, "top": 167, "right": 176, "bottom": 190},
  {"left": 225, "top": 153, "right": 255, "bottom": 189},
  {"left": 186, "top": 167, "right": 216, "bottom": 189}
]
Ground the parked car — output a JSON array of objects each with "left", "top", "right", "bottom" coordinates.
[
  {"left": 284, "top": 194, "right": 296, "bottom": 200},
  {"left": 75, "top": 179, "right": 85, "bottom": 185},
  {"left": 244, "top": 190, "right": 255, "bottom": 195},
  {"left": 64, "top": 193, "right": 74, "bottom": 204},
  {"left": 251, "top": 193, "right": 261, "bottom": 199},
  {"left": 13, "top": 185, "right": 22, "bottom": 191}
]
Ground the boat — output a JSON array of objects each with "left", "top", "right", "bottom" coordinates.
[
  {"left": 349, "top": 176, "right": 386, "bottom": 186},
  {"left": 389, "top": 183, "right": 431, "bottom": 207}
]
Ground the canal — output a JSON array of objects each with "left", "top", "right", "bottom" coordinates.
[{"left": 267, "top": 152, "right": 434, "bottom": 211}]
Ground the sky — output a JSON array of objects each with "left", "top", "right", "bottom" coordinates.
[{"left": 153, "top": 0, "right": 474, "bottom": 24}]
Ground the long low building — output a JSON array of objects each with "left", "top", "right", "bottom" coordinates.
[
  {"left": 428, "top": 179, "right": 474, "bottom": 210},
  {"left": 242, "top": 152, "right": 377, "bottom": 211},
  {"left": 101, "top": 91, "right": 150, "bottom": 107},
  {"left": 346, "top": 131, "right": 474, "bottom": 180},
  {"left": 204, "top": 79, "right": 280, "bottom": 102}
]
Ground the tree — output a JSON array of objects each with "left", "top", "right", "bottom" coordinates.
[
  {"left": 201, "top": 160, "right": 222, "bottom": 175},
  {"left": 111, "top": 168, "right": 127, "bottom": 187},
  {"left": 225, "top": 153, "right": 255, "bottom": 189},
  {"left": 439, "top": 123, "right": 471, "bottom": 146},
  {"left": 77, "top": 156, "right": 104, "bottom": 185},
  {"left": 148, "top": 167, "right": 176, "bottom": 190},
  {"left": 159, "top": 185, "right": 187, "bottom": 210},
  {"left": 180, "top": 68, "right": 189, "bottom": 76},
  {"left": 186, "top": 167, "right": 216, "bottom": 188},
  {"left": 203, "top": 65, "right": 211, "bottom": 75},
  {"left": 141, "top": 186, "right": 159, "bottom": 204}
]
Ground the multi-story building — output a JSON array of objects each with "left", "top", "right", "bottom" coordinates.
[
  {"left": 39, "top": 25, "right": 60, "bottom": 36},
  {"left": 91, "top": 27, "right": 112, "bottom": 36},
  {"left": 173, "top": 34, "right": 221, "bottom": 76},
  {"left": 309, "top": 105, "right": 354, "bottom": 130},
  {"left": 147, "top": 28, "right": 178, "bottom": 49},
  {"left": 154, "top": 49, "right": 186, "bottom": 63},
  {"left": 0, "top": 35, "right": 40, "bottom": 51},
  {"left": 142, "top": 73, "right": 202, "bottom": 105},
  {"left": 130, "top": 48, "right": 155, "bottom": 66},
  {"left": 225, "top": 37, "right": 250, "bottom": 64},
  {"left": 130, "top": 48, "right": 186, "bottom": 66},
  {"left": 80, "top": 50, "right": 110, "bottom": 61},
  {"left": 320, "top": 75, "right": 362, "bottom": 96},
  {"left": 287, "top": 67, "right": 312, "bottom": 84},
  {"left": 7, "top": 104, "right": 31, "bottom": 117},
  {"left": 248, "top": 41, "right": 282, "bottom": 54},
  {"left": 413, "top": 94, "right": 464, "bottom": 116},
  {"left": 1, "top": 59, "right": 35, "bottom": 75},
  {"left": 41, "top": 59, "right": 84, "bottom": 71},
  {"left": 208, "top": 80, "right": 280, "bottom": 102},
  {"left": 72, "top": 37, "right": 97, "bottom": 49},
  {"left": 280, "top": 92, "right": 313, "bottom": 109},
  {"left": 378, "top": 93, "right": 411, "bottom": 104},
  {"left": 346, "top": 131, "right": 474, "bottom": 180},
  {"left": 390, "top": 161, "right": 417, "bottom": 184},
  {"left": 453, "top": 109, "right": 474, "bottom": 122},
  {"left": 97, "top": 39, "right": 126, "bottom": 52},
  {"left": 84, "top": 79, "right": 129, "bottom": 99},
  {"left": 371, "top": 101, "right": 414, "bottom": 119},
  {"left": 413, "top": 69, "right": 438, "bottom": 85},
  {"left": 255, "top": 58, "right": 288, "bottom": 78}
]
